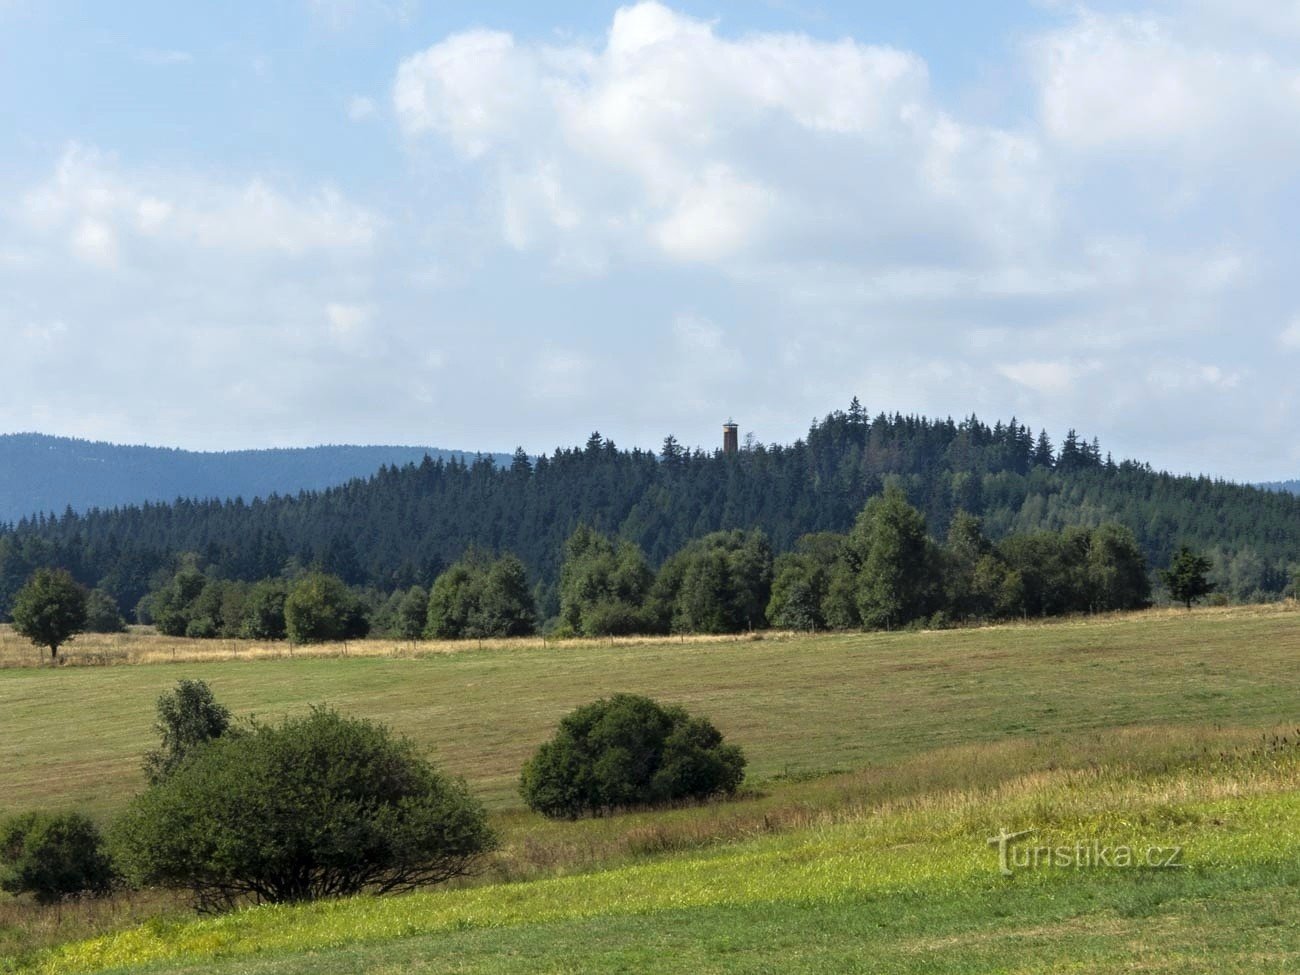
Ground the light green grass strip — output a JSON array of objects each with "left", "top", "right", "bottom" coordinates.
[{"left": 29, "top": 782, "right": 1300, "bottom": 975}]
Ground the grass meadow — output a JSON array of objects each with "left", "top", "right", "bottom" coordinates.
[{"left": 2, "top": 604, "right": 1300, "bottom": 972}]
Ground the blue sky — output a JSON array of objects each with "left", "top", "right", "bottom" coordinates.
[{"left": 2, "top": 1, "right": 1298, "bottom": 481}]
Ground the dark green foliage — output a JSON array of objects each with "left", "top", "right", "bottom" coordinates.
[
  {"left": 394, "top": 586, "right": 429, "bottom": 641},
  {"left": 143, "top": 679, "right": 234, "bottom": 785},
  {"left": 558, "top": 526, "right": 654, "bottom": 636},
  {"left": 1084, "top": 524, "right": 1152, "bottom": 612},
  {"left": 10, "top": 568, "right": 87, "bottom": 659},
  {"left": 652, "top": 530, "right": 774, "bottom": 633},
  {"left": 425, "top": 553, "right": 535, "bottom": 639},
  {"left": 1162, "top": 546, "right": 1215, "bottom": 609},
  {"left": 284, "top": 572, "right": 370, "bottom": 644},
  {"left": 5, "top": 402, "right": 1296, "bottom": 622},
  {"left": 112, "top": 708, "right": 495, "bottom": 911},
  {"left": 474, "top": 556, "right": 536, "bottom": 638},
  {"left": 83, "top": 588, "right": 127, "bottom": 633},
  {"left": 426, "top": 563, "right": 478, "bottom": 638},
  {"left": 142, "top": 564, "right": 254, "bottom": 639},
  {"left": 1000, "top": 526, "right": 1150, "bottom": 617},
  {"left": 849, "top": 487, "right": 938, "bottom": 630},
  {"left": 767, "top": 534, "right": 845, "bottom": 631},
  {"left": 520, "top": 694, "right": 746, "bottom": 819},
  {"left": 0, "top": 812, "right": 115, "bottom": 904},
  {"left": 241, "top": 578, "right": 288, "bottom": 640}
]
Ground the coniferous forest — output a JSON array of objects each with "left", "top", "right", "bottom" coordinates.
[{"left": 3, "top": 400, "right": 1299, "bottom": 625}]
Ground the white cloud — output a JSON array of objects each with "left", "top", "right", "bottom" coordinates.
[
  {"left": 22, "top": 145, "right": 378, "bottom": 263},
  {"left": 1030, "top": 8, "right": 1300, "bottom": 162},
  {"left": 393, "top": 2, "right": 1050, "bottom": 273},
  {"left": 1280, "top": 318, "right": 1300, "bottom": 349},
  {"left": 69, "top": 218, "right": 117, "bottom": 267},
  {"left": 997, "top": 360, "right": 1100, "bottom": 396},
  {"left": 1146, "top": 361, "right": 1242, "bottom": 393}
]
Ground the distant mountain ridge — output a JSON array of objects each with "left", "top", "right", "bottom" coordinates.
[
  {"left": 1258, "top": 480, "right": 1300, "bottom": 495},
  {"left": 0, "top": 433, "right": 512, "bottom": 525}
]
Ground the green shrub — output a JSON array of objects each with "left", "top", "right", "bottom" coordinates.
[
  {"left": 241, "top": 579, "right": 289, "bottom": 640},
  {"left": 184, "top": 616, "right": 218, "bottom": 639},
  {"left": 0, "top": 812, "right": 115, "bottom": 904},
  {"left": 113, "top": 708, "right": 494, "bottom": 911},
  {"left": 84, "top": 589, "right": 127, "bottom": 633},
  {"left": 521, "top": 694, "right": 746, "bottom": 819},
  {"left": 284, "top": 573, "right": 370, "bottom": 644}
]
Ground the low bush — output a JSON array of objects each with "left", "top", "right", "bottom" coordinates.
[
  {"left": 521, "top": 694, "right": 746, "bottom": 819},
  {"left": 0, "top": 812, "right": 116, "bottom": 904}
]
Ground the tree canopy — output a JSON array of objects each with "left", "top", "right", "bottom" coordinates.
[
  {"left": 113, "top": 708, "right": 495, "bottom": 911},
  {"left": 10, "top": 568, "right": 87, "bottom": 659}
]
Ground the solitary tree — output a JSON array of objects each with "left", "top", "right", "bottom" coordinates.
[
  {"left": 143, "top": 679, "right": 234, "bottom": 785},
  {"left": 1161, "top": 546, "right": 1214, "bottom": 610},
  {"left": 113, "top": 708, "right": 494, "bottom": 911},
  {"left": 11, "top": 569, "right": 88, "bottom": 660}
]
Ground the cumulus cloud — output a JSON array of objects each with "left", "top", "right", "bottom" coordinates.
[
  {"left": 1029, "top": 7, "right": 1300, "bottom": 169},
  {"left": 21, "top": 145, "right": 378, "bottom": 265},
  {"left": 393, "top": 2, "right": 1051, "bottom": 273}
]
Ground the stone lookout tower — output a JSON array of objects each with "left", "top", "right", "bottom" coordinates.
[{"left": 723, "top": 419, "right": 739, "bottom": 455}]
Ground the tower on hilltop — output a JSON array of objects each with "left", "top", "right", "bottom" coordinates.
[{"left": 723, "top": 420, "right": 738, "bottom": 455}]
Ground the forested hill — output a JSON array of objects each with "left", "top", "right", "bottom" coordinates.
[
  {"left": 0, "top": 434, "right": 512, "bottom": 525},
  {"left": 4, "top": 404, "right": 1300, "bottom": 617}
]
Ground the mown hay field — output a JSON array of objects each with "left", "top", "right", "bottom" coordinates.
[{"left": 2, "top": 604, "right": 1299, "bottom": 816}]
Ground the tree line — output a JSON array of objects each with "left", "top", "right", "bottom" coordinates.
[
  {"left": 4, "top": 489, "right": 1172, "bottom": 658},
  {"left": 2, "top": 400, "right": 1291, "bottom": 626}
]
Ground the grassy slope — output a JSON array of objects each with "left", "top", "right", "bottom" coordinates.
[
  {"left": 4, "top": 605, "right": 1300, "bottom": 973},
  {"left": 26, "top": 748, "right": 1300, "bottom": 974},
  {"left": 2, "top": 605, "right": 1300, "bottom": 817}
]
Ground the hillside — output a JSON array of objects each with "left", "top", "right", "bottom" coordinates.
[
  {"left": 0, "top": 434, "right": 512, "bottom": 525},
  {"left": 5, "top": 606, "right": 1300, "bottom": 972},
  {"left": 4, "top": 404, "right": 1300, "bottom": 616},
  {"left": 3, "top": 605, "right": 1298, "bottom": 815}
]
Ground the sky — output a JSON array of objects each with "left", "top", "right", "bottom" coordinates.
[{"left": 2, "top": 1, "right": 1299, "bottom": 481}]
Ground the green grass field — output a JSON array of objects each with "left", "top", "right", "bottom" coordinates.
[{"left": 3, "top": 605, "right": 1300, "bottom": 972}]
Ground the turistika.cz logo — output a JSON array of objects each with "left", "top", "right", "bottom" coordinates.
[{"left": 988, "top": 828, "right": 1184, "bottom": 876}]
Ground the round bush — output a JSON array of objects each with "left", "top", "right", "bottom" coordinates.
[
  {"left": 0, "top": 812, "right": 115, "bottom": 904},
  {"left": 520, "top": 694, "right": 746, "bottom": 819},
  {"left": 112, "top": 707, "right": 495, "bottom": 911}
]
